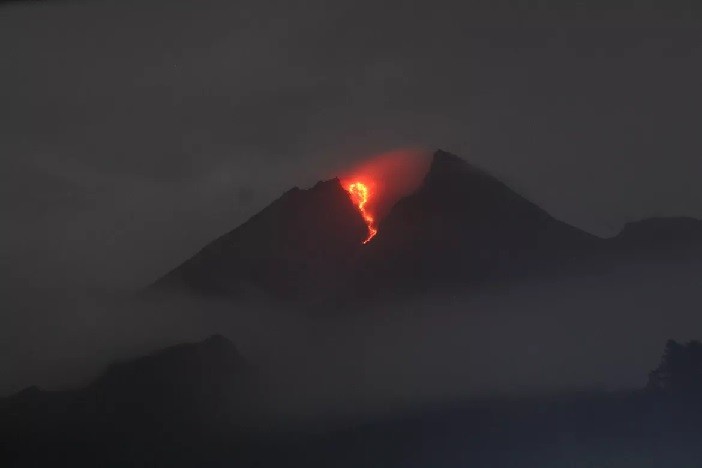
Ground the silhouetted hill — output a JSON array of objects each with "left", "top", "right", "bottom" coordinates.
[
  {"left": 0, "top": 0, "right": 57, "bottom": 6},
  {"left": 152, "top": 178, "right": 367, "bottom": 300},
  {"left": 613, "top": 217, "right": 702, "bottom": 250},
  {"left": 85, "top": 334, "right": 251, "bottom": 422},
  {"left": 0, "top": 335, "right": 257, "bottom": 466},
  {"left": 5, "top": 337, "right": 702, "bottom": 467}
]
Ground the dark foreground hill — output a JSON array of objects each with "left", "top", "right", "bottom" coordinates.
[
  {"left": 0, "top": 335, "right": 260, "bottom": 467},
  {"left": 149, "top": 150, "right": 702, "bottom": 303},
  {"left": 3, "top": 337, "right": 702, "bottom": 467}
]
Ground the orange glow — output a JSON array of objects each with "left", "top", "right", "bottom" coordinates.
[
  {"left": 347, "top": 181, "right": 378, "bottom": 244},
  {"left": 338, "top": 148, "right": 429, "bottom": 244},
  {"left": 338, "top": 148, "right": 430, "bottom": 221}
]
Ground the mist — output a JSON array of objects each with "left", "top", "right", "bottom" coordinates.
[
  {"left": 5, "top": 2, "right": 702, "bottom": 466},
  {"left": 3, "top": 252, "right": 701, "bottom": 429}
]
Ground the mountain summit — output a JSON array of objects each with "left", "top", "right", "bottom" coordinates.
[{"left": 351, "top": 150, "right": 598, "bottom": 294}]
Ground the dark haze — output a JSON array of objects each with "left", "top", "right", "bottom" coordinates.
[{"left": 3, "top": 0, "right": 702, "bottom": 422}]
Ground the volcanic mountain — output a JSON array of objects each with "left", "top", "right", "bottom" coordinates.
[{"left": 150, "top": 150, "right": 702, "bottom": 301}]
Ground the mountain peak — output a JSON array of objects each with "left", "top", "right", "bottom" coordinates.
[
  {"left": 430, "top": 149, "right": 465, "bottom": 169},
  {"left": 201, "top": 334, "right": 240, "bottom": 353},
  {"left": 281, "top": 177, "right": 344, "bottom": 200},
  {"left": 424, "top": 149, "right": 495, "bottom": 188},
  {"left": 313, "top": 177, "right": 343, "bottom": 190}
]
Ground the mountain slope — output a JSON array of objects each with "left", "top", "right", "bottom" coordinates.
[
  {"left": 152, "top": 178, "right": 368, "bottom": 299},
  {"left": 351, "top": 150, "right": 599, "bottom": 294}
]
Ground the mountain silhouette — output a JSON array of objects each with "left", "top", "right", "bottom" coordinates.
[
  {"left": 85, "top": 334, "right": 252, "bottom": 422},
  {"left": 0, "top": 335, "right": 257, "bottom": 466},
  {"left": 148, "top": 150, "right": 702, "bottom": 301},
  {"left": 152, "top": 178, "right": 368, "bottom": 300},
  {"left": 350, "top": 150, "right": 599, "bottom": 295},
  {"left": 5, "top": 333, "right": 702, "bottom": 467},
  {"left": 1, "top": 335, "right": 252, "bottom": 423},
  {"left": 612, "top": 217, "right": 702, "bottom": 250}
]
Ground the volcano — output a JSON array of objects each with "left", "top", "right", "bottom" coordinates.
[{"left": 149, "top": 150, "right": 702, "bottom": 301}]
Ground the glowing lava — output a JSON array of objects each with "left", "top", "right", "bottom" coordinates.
[{"left": 347, "top": 181, "right": 378, "bottom": 244}]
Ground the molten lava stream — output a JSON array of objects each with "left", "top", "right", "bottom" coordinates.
[{"left": 347, "top": 182, "right": 378, "bottom": 244}]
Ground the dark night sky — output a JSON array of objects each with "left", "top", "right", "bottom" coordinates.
[
  {"left": 2, "top": 0, "right": 702, "bottom": 289},
  {"left": 3, "top": 1, "right": 702, "bottom": 400}
]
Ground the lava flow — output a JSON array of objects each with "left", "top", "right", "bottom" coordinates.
[{"left": 347, "top": 181, "right": 378, "bottom": 244}]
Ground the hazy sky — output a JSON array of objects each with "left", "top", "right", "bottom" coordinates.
[
  {"left": 2, "top": 1, "right": 702, "bottom": 289},
  {"left": 3, "top": 1, "right": 702, "bottom": 403}
]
